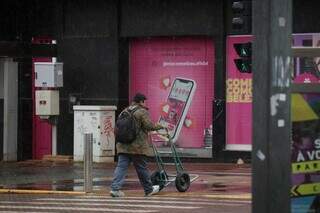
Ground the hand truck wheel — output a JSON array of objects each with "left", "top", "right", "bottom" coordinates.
[
  {"left": 175, "top": 172, "right": 190, "bottom": 192},
  {"left": 151, "top": 170, "right": 166, "bottom": 190}
]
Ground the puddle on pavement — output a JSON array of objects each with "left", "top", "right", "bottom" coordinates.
[
  {"left": 210, "top": 184, "right": 251, "bottom": 193},
  {"left": 0, "top": 180, "right": 80, "bottom": 191}
]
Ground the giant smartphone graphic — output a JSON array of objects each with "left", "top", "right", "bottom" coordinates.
[{"left": 158, "top": 78, "right": 196, "bottom": 142}]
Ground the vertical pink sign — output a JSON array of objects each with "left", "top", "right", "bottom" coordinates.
[
  {"left": 226, "top": 35, "right": 253, "bottom": 151},
  {"left": 130, "top": 37, "right": 214, "bottom": 148}
]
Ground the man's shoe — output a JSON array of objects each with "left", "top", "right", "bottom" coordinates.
[
  {"left": 110, "top": 190, "right": 125, "bottom": 197},
  {"left": 145, "top": 185, "right": 160, "bottom": 197}
]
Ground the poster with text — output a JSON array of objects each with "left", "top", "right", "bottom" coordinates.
[
  {"left": 291, "top": 93, "right": 320, "bottom": 213},
  {"left": 226, "top": 35, "right": 253, "bottom": 151},
  {"left": 130, "top": 37, "right": 214, "bottom": 150}
]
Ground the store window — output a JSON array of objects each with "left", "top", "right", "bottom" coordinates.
[{"left": 293, "top": 34, "right": 320, "bottom": 84}]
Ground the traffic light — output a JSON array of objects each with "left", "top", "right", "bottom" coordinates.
[
  {"left": 233, "top": 42, "right": 252, "bottom": 73},
  {"left": 227, "top": 0, "right": 252, "bottom": 35}
]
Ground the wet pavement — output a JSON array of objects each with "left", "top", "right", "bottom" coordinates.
[{"left": 0, "top": 160, "right": 251, "bottom": 199}]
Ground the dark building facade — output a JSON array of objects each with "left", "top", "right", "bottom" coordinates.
[{"left": 0, "top": 0, "right": 319, "bottom": 162}]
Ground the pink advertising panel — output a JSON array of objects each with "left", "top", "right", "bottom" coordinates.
[
  {"left": 226, "top": 35, "right": 253, "bottom": 151},
  {"left": 130, "top": 37, "right": 214, "bottom": 150},
  {"left": 225, "top": 34, "right": 320, "bottom": 152}
]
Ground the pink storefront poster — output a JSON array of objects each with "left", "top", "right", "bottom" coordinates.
[
  {"left": 130, "top": 37, "right": 214, "bottom": 148},
  {"left": 226, "top": 35, "right": 253, "bottom": 151},
  {"left": 225, "top": 34, "right": 320, "bottom": 151}
]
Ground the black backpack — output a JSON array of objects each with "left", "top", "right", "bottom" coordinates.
[{"left": 115, "top": 107, "right": 139, "bottom": 144}]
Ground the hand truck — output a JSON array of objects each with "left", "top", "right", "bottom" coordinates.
[{"left": 150, "top": 129, "right": 199, "bottom": 192}]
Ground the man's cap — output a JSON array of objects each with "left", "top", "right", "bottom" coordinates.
[{"left": 133, "top": 93, "right": 147, "bottom": 103}]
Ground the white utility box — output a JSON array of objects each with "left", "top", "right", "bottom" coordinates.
[
  {"left": 35, "top": 90, "right": 60, "bottom": 115},
  {"left": 73, "top": 105, "right": 117, "bottom": 162},
  {"left": 35, "top": 62, "right": 63, "bottom": 88}
]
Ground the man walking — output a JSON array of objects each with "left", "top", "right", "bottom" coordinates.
[{"left": 110, "top": 93, "right": 164, "bottom": 197}]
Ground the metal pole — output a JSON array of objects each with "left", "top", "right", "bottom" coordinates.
[
  {"left": 52, "top": 124, "right": 57, "bottom": 156},
  {"left": 252, "top": 0, "right": 292, "bottom": 212},
  {"left": 84, "top": 133, "right": 93, "bottom": 193}
]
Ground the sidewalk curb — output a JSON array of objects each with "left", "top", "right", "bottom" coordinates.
[
  {"left": 0, "top": 189, "right": 86, "bottom": 195},
  {"left": 0, "top": 189, "right": 252, "bottom": 201},
  {"left": 202, "top": 194, "right": 251, "bottom": 200}
]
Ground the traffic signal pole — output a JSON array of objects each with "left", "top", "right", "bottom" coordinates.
[{"left": 252, "top": 0, "right": 292, "bottom": 212}]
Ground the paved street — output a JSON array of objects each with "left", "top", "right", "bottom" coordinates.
[
  {"left": 0, "top": 194, "right": 251, "bottom": 213},
  {"left": 0, "top": 161, "right": 251, "bottom": 194},
  {"left": 0, "top": 161, "right": 251, "bottom": 212}
]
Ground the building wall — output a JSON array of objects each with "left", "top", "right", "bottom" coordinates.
[
  {"left": 55, "top": 0, "right": 224, "bottom": 156},
  {"left": 120, "top": 0, "right": 223, "bottom": 37},
  {"left": 8, "top": 0, "right": 320, "bottom": 159},
  {"left": 56, "top": 0, "right": 119, "bottom": 155},
  {"left": 17, "top": 60, "right": 33, "bottom": 160},
  {"left": 293, "top": 0, "right": 320, "bottom": 33}
]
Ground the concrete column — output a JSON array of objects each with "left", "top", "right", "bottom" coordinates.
[{"left": 2, "top": 58, "right": 18, "bottom": 161}]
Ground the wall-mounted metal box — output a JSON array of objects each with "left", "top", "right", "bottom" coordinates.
[
  {"left": 35, "top": 62, "right": 63, "bottom": 88},
  {"left": 35, "top": 90, "right": 60, "bottom": 115}
]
